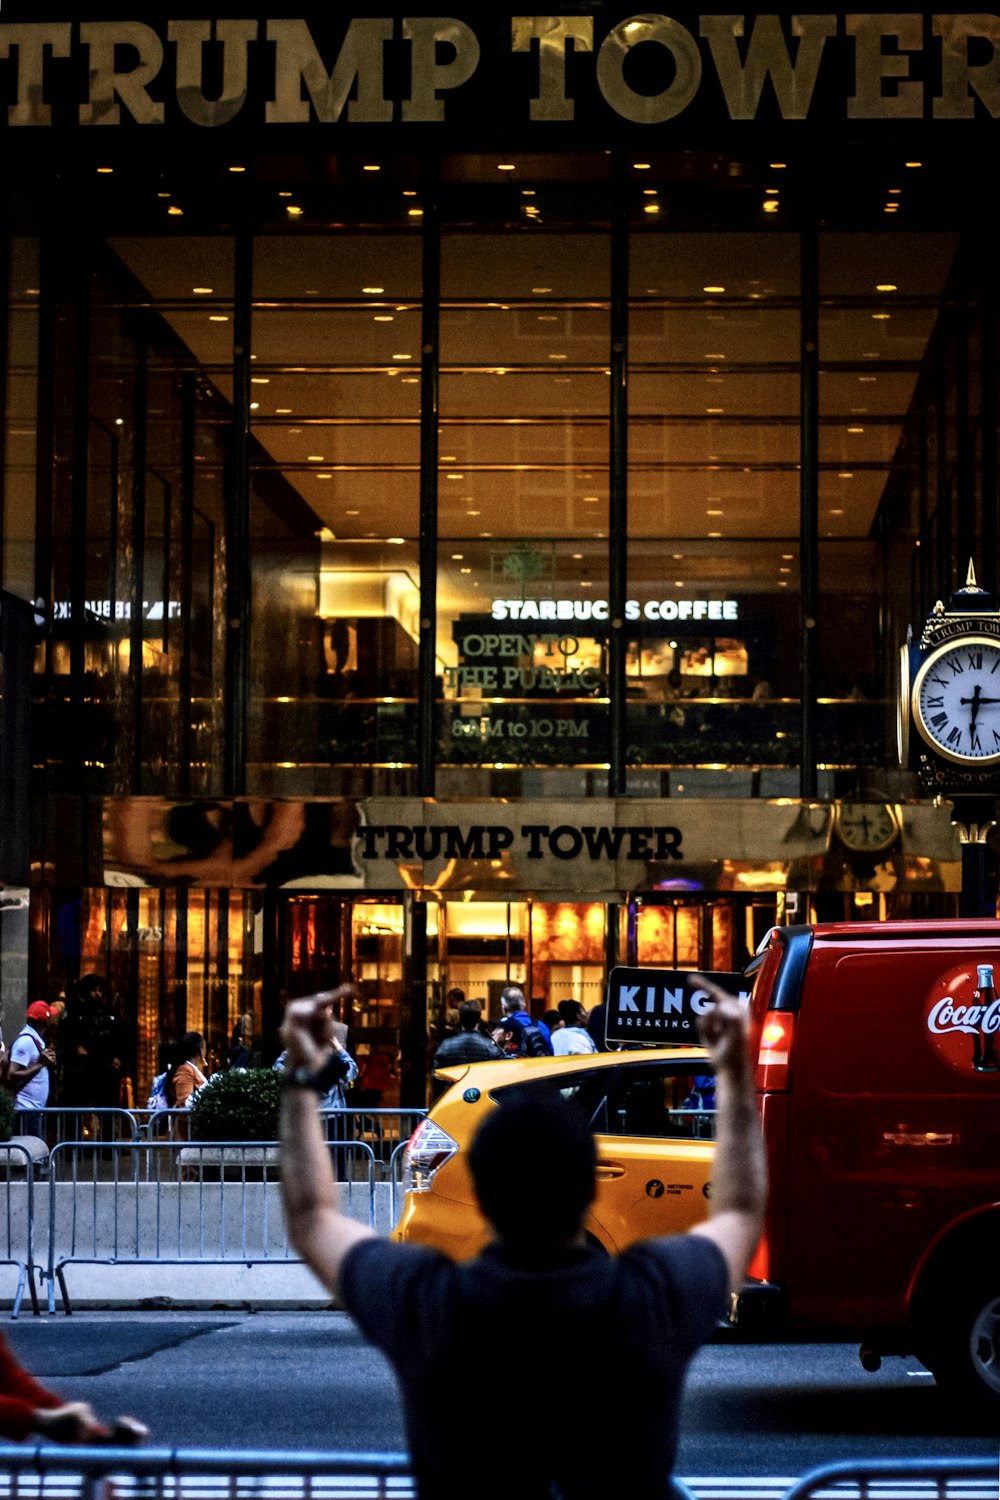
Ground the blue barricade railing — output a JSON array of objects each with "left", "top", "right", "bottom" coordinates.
[
  {"left": 0, "top": 1450, "right": 990, "bottom": 1500},
  {"left": 0, "top": 1144, "right": 38, "bottom": 1319},
  {"left": 43, "top": 1138, "right": 379, "bottom": 1315},
  {"left": 782, "top": 1456, "right": 999, "bottom": 1500}
]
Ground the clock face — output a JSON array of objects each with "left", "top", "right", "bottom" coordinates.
[
  {"left": 912, "top": 636, "right": 1000, "bottom": 764},
  {"left": 836, "top": 802, "right": 898, "bottom": 853}
]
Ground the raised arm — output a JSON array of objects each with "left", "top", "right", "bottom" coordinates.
[
  {"left": 688, "top": 979, "right": 767, "bottom": 1289},
  {"left": 278, "top": 989, "right": 375, "bottom": 1298}
]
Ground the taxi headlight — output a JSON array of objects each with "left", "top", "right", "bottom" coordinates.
[{"left": 402, "top": 1119, "right": 460, "bottom": 1193}]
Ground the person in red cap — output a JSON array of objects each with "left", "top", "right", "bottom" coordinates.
[{"left": 8, "top": 1002, "right": 58, "bottom": 1135}]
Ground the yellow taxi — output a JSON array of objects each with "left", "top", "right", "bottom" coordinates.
[{"left": 391, "top": 1048, "right": 715, "bottom": 1258}]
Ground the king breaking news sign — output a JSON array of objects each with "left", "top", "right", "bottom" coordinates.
[{"left": 606, "top": 967, "right": 750, "bottom": 1046}]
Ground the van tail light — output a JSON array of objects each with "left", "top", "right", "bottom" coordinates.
[
  {"left": 747, "top": 1235, "right": 770, "bottom": 1283},
  {"left": 402, "top": 1119, "right": 459, "bottom": 1194},
  {"left": 755, "top": 1010, "right": 795, "bottom": 1090}
]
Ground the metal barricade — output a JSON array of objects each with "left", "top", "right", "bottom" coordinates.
[
  {"left": 18, "top": 1109, "right": 141, "bottom": 1154},
  {"left": 44, "top": 1138, "right": 377, "bottom": 1315},
  {"left": 782, "top": 1457, "right": 999, "bottom": 1500},
  {"left": 0, "top": 1445, "right": 704, "bottom": 1500},
  {"left": 319, "top": 1109, "right": 426, "bottom": 1173},
  {"left": 0, "top": 1144, "right": 39, "bottom": 1318},
  {"left": 0, "top": 1446, "right": 414, "bottom": 1500}
]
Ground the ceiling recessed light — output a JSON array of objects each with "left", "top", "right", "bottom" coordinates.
[
  {"left": 634, "top": 162, "right": 651, "bottom": 170},
  {"left": 675, "top": 580, "right": 684, "bottom": 588},
  {"left": 407, "top": 208, "right": 424, "bottom": 217},
  {"left": 703, "top": 285, "right": 725, "bottom": 293},
  {"left": 521, "top": 189, "right": 536, "bottom": 197},
  {"left": 286, "top": 205, "right": 304, "bottom": 217},
  {"left": 765, "top": 187, "right": 779, "bottom": 195},
  {"left": 480, "top": 532, "right": 492, "bottom": 538},
  {"left": 97, "top": 166, "right": 113, "bottom": 174},
  {"left": 847, "top": 426, "right": 864, "bottom": 433},
  {"left": 872, "top": 312, "right": 891, "bottom": 320},
  {"left": 387, "top": 537, "right": 405, "bottom": 544},
  {"left": 209, "top": 314, "right": 228, "bottom": 322},
  {"left": 447, "top": 473, "right": 464, "bottom": 480},
  {"left": 706, "top": 407, "right": 724, "bottom": 415},
  {"left": 460, "top": 567, "right": 472, "bottom": 574},
  {"left": 763, "top": 201, "right": 779, "bottom": 214},
  {"left": 373, "top": 315, "right": 394, "bottom": 322},
  {"left": 362, "top": 164, "right": 380, "bottom": 172},
  {"left": 888, "top": 188, "right": 901, "bottom": 195},
  {"left": 251, "top": 376, "right": 270, "bottom": 385},
  {"left": 275, "top": 408, "right": 293, "bottom": 414},
  {"left": 782, "top": 553, "right": 794, "bottom": 560},
  {"left": 582, "top": 496, "right": 601, "bottom": 503},
  {"left": 829, "top": 507, "right": 844, "bottom": 515},
  {"left": 451, "top": 553, "right": 464, "bottom": 560},
  {"left": 572, "top": 553, "right": 583, "bottom": 559},
  {"left": 307, "top": 455, "right": 325, "bottom": 463},
  {"left": 876, "top": 283, "right": 897, "bottom": 292},
  {"left": 779, "top": 566, "right": 791, "bottom": 574},
  {"left": 707, "top": 508, "right": 723, "bottom": 516},
  {"left": 228, "top": 165, "right": 246, "bottom": 173},
  {"left": 466, "top": 508, "right": 480, "bottom": 516},
  {"left": 392, "top": 353, "right": 412, "bottom": 360},
  {"left": 316, "top": 473, "right": 332, "bottom": 480},
  {"left": 167, "top": 206, "right": 183, "bottom": 216},
  {"left": 497, "top": 162, "right": 515, "bottom": 171},
  {"left": 249, "top": 401, "right": 259, "bottom": 411},
  {"left": 362, "top": 286, "right": 384, "bottom": 294},
  {"left": 192, "top": 287, "right": 213, "bottom": 295},
  {"left": 278, "top": 191, "right": 292, "bottom": 198},
  {"left": 532, "top": 286, "right": 552, "bottom": 294},
  {"left": 345, "top": 509, "right": 359, "bottom": 515},
  {"left": 708, "top": 531, "right": 722, "bottom": 538},
  {"left": 769, "top": 162, "right": 787, "bottom": 169},
  {"left": 838, "top": 471, "right": 854, "bottom": 479},
  {"left": 905, "top": 160, "right": 922, "bottom": 168}
]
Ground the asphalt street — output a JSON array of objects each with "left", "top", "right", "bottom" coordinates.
[{"left": 1, "top": 1314, "right": 996, "bottom": 1476}]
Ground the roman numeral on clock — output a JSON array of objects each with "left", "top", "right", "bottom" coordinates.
[
  {"left": 930, "top": 712, "right": 948, "bottom": 730},
  {"left": 946, "top": 726, "right": 961, "bottom": 746}
]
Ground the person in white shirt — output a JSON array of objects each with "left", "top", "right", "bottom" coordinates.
[
  {"left": 9, "top": 1001, "right": 58, "bottom": 1134},
  {"left": 551, "top": 1000, "right": 598, "bottom": 1056}
]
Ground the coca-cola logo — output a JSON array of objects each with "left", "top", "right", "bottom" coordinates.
[{"left": 924, "top": 963, "right": 1000, "bottom": 1075}]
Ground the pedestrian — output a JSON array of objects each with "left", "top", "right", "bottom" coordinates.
[
  {"left": 278, "top": 977, "right": 765, "bottom": 1500},
  {"left": 551, "top": 1000, "right": 598, "bottom": 1056},
  {"left": 273, "top": 992, "right": 357, "bottom": 1110},
  {"left": 542, "top": 1009, "right": 563, "bottom": 1038},
  {"left": 585, "top": 999, "right": 609, "bottom": 1050},
  {"left": 432, "top": 1002, "right": 504, "bottom": 1070},
  {"left": 60, "top": 975, "right": 129, "bottom": 1112},
  {"left": 8, "top": 1002, "right": 58, "bottom": 1137},
  {"left": 500, "top": 978, "right": 554, "bottom": 1050},
  {"left": 228, "top": 1013, "right": 252, "bottom": 1070},
  {"left": 0, "top": 1331, "right": 148, "bottom": 1444},
  {"left": 165, "top": 1032, "right": 209, "bottom": 1108}
]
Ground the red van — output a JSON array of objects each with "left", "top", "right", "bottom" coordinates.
[{"left": 746, "top": 919, "right": 1000, "bottom": 1405}]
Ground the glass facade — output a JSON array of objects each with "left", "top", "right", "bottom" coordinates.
[{"left": 1, "top": 13, "right": 996, "bottom": 1103}]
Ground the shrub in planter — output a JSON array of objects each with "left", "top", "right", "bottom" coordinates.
[
  {"left": 0, "top": 1088, "right": 15, "bottom": 1142},
  {"left": 188, "top": 1068, "right": 280, "bottom": 1142}
]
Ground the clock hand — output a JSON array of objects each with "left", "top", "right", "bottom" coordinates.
[{"left": 968, "top": 682, "right": 982, "bottom": 738}]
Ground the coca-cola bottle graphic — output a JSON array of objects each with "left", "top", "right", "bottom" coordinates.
[{"left": 972, "top": 964, "right": 1000, "bottom": 1073}]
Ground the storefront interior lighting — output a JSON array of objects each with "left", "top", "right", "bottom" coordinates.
[
  {"left": 168, "top": 206, "right": 183, "bottom": 216},
  {"left": 905, "top": 160, "right": 922, "bottom": 168},
  {"left": 374, "top": 315, "right": 394, "bottom": 322},
  {"left": 498, "top": 163, "right": 515, "bottom": 171},
  {"left": 408, "top": 208, "right": 424, "bottom": 217},
  {"left": 847, "top": 425, "right": 864, "bottom": 433},
  {"left": 251, "top": 376, "right": 269, "bottom": 384},
  {"left": 703, "top": 285, "right": 725, "bottom": 293},
  {"left": 451, "top": 553, "right": 463, "bottom": 560},
  {"left": 363, "top": 286, "right": 384, "bottom": 294},
  {"left": 97, "top": 167, "right": 113, "bottom": 174},
  {"left": 392, "top": 353, "right": 412, "bottom": 360},
  {"left": 644, "top": 204, "right": 660, "bottom": 215},
  {"left": 363, "top": 164, "right": 380, "bottom": 172},
  {"left": 765, "top": 188, "right": 779, "bottom": 195},
  {"left": 763, "top": 202, "right": 779, "bottom": 214},
  {"left": 876, "top": 283, "right": 898, "bottom": 292},
  {"left": 229, "top": 165, "right": 246, "bottom": 173},
  {"left": 286, "top": 205, "right": 303, "bottom": 216},
  {"left": 193, "top": 287, "right": 213, "bottom": 295},
  {"left": 634, "top": 162, "right": 651, "bottom": 170},
  {"left": 769, "top": 162, "right": 787, "bottom": 168},
  {"left": 209, "top": 314, "right": 228, "bottom": 322}
]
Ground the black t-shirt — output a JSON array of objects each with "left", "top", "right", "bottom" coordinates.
[{"left": 340, "top": 1233, "right": 727, "bottom": 1500}]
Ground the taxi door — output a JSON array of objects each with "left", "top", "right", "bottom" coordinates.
[{"left": 586, "top": 1060, "right": 715, "bottom": 1252}]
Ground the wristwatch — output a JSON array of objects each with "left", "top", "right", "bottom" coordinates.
[
  {"left": 280, "top": 1066, "right": 330, "bottom": 1094},
  {"left": 280, "top": 1051, "right": 349, "bottom": 1095}
]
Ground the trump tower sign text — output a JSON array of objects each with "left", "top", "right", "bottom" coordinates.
[{"left": 2, "top": 13, "right": 1000, "bottom": 138}]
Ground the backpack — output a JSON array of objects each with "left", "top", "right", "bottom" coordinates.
[
  {"left": 2, "top": 1030, "right": 43, "bottom": 1097},
  {"left": 517, "top": 1023, "right": 550, "bottom": 1059},
  {"left": 146, "top": 1071, "right": 169, "bottom": 1112}
]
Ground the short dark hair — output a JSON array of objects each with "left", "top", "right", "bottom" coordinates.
[
  {"left": 468, "top": 1090, "right": 596, "bottom": 1251},
  {"left": 457, "top": 1001, "right": 483, "bottom": 1031},
  {"left": 446, "top": 987, "right": 465, "bottom": 1005},
  {"left": 557, "top": 999, "right": 584, "bottom": 1026}
]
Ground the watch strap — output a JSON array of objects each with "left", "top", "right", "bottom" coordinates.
[{"left": 280, "top": 1050, "right": 350, "bottom": 1095}]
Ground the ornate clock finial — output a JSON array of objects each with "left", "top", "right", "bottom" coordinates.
[
  {"left": 967, "top": 558, "right": 978, "bottom": 589},
  {"left": 933, "top": 599, "right": 945, "bottom": 616}
]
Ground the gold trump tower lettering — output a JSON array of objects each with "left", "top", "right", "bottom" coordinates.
[{"left": 1, "top": 14, "right": 1000, "bottom": 127}]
